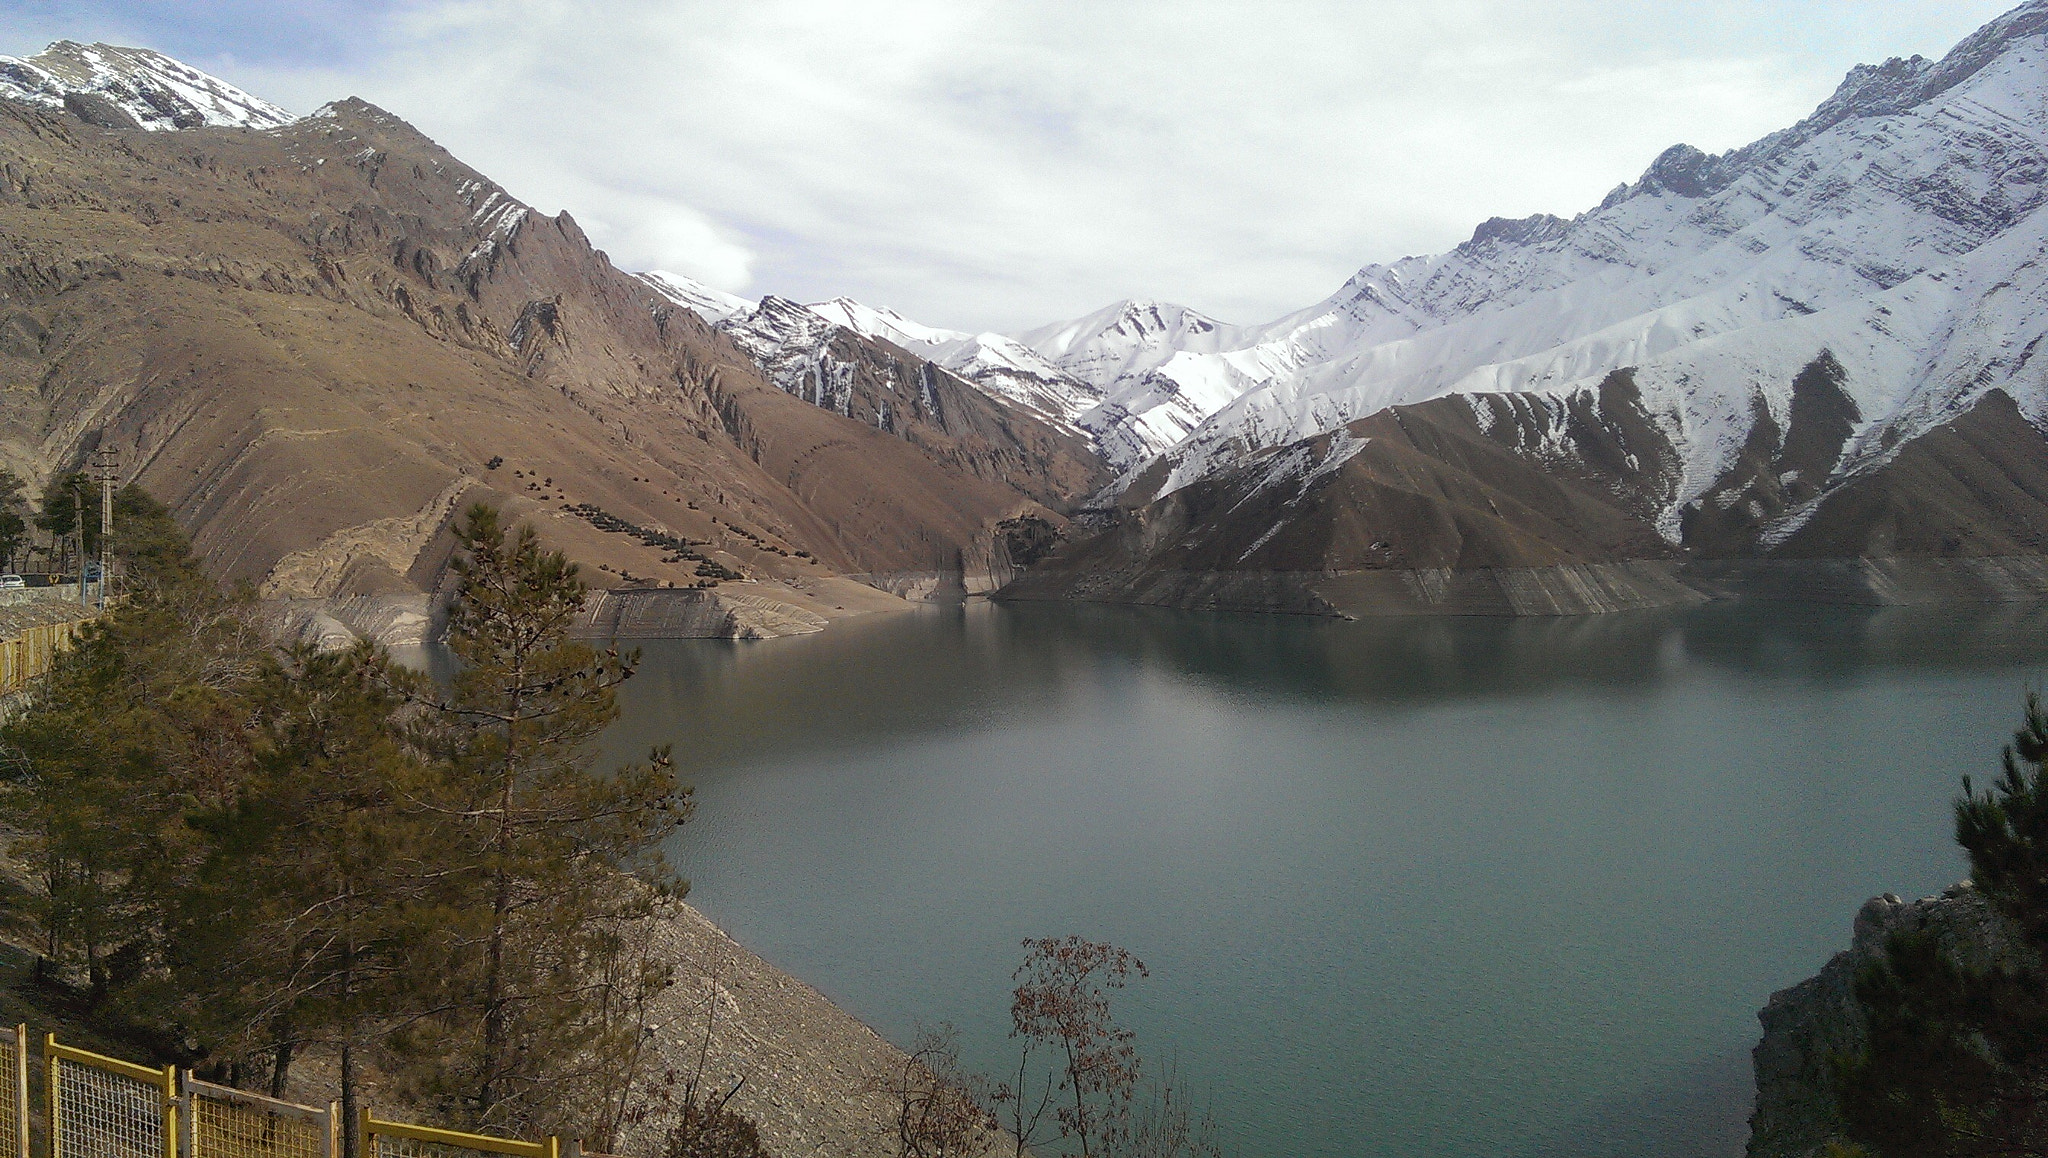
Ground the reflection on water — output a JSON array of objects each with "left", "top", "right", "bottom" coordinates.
[
  {"left": 620, "top": 601, "right": 2048, "bottom": 776},
  {"left": 590, "top": 600, "right": 2048, "bottom": 1158}
]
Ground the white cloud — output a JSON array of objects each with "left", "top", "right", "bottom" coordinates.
[{"left": 183, "top": 0, "right": 2023, "bottom": 329}]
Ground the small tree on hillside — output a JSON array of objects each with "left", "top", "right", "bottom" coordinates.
[
  {"left": 879, "top": 1025, "right": 999, "bottom": 1158},
  {"left": 0, "top": 469, "right": 28, "bottom": 571},
  {"left": 35, "top": 472, "right": 90, "bottom": 574}
]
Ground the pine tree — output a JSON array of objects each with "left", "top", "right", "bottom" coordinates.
[
  {"left": 414, "top": 504, "right": 690, "bottom": 1134},
  {"left": 0, "top": 469, "right": 28, "bottom": 572},
  {"left": 1957, "top": 693, "right": 2048, "bottom": 945},
  {"left": 1837, "top": 695, "right": 2048, "bottom": 1156},
  {"left": 0, "top": 493, "right": 266, "bottom": 1006},
  {"left": 168, "top": 642, "right": 462, "bottom": 1157}
]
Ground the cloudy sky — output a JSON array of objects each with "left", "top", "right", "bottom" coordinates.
[{"left": 0, "top": 1, "right": 2021, "bottom": 330}]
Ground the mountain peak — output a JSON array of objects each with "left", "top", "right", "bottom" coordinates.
[
  {"left": 637, "top": 270, "right": 755, "bottom": 324},
  {"left": 0, "top": 40, "right": 293, "bottom": 131},
  {"left": 1463, "top": 213, "right": 1571, "bottom": 248},
  {"left": 805, "top": 296, "right": 970, "bottom": 348}
]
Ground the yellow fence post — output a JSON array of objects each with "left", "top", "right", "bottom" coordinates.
[
  {"left": 178, "top": 1071, "right": 196, "bottom": 1158},
  {"left": 42, "top": 1035, "right": 55, "bottom": 1158},
  {"left": 160, "top": 1066, "right": 176, "bottom": 1158},
  {"left": 3, "top": 1020, "right": 23, "bottom": 1155}
]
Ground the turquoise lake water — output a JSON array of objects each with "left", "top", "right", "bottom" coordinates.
[{"left": 596, "top": 600, "right": 2048, "bottom": 1157}]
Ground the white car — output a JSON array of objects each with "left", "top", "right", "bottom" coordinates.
[{"left": 0, "top": 575, "right": 26, "bottom": 589}]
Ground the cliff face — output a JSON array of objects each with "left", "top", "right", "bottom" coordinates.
[{"left": 1747, "top": 884, "right": 2033, "bottom": 1158}]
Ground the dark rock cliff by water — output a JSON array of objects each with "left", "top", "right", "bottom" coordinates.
[{"left": 1747, "top": 883, "right": 2034, "bottom": 1158}]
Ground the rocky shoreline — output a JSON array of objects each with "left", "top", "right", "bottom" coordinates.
[{"left": 632, "top": 902, "right": 920, "bottom": 1158}]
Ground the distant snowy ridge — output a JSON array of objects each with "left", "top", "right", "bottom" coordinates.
[
  {"left": 804, "top": 296, "right": 1102, "bottom": 433},
  {"left": 695, "top": 290, "right": 1101, "bottom": 437},
  {"left": 638, "top": 270, "right": 756, "bottom": 324},
  {"left": 1042, "top": 0, "right": 2048, "bottom": 551},
  {"left": 0, "top": 41, "right": 293, "bottom": 130},
  {"left": 625, "top": 0, "right": 2048, "bottom": 510}
]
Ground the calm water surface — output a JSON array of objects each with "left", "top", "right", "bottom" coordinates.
[{"left": 595, "top": 600, "right": 2048, "bottom": 1158}]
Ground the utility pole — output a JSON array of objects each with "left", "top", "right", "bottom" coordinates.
[
  {"left": 71, "top": 476, "right": 83, "bottom": 608},
  {"left": 93, "top": 447, "right": 114, "bottom": 610}
]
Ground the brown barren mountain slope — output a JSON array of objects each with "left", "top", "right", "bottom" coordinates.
[{"left": 0, "top": 95, "right": 1101, "bottom": 620}]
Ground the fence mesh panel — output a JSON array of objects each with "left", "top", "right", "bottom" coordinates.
[
  {"left": 373, "top": 1138, "right": 497, "bottom": 1158},
  {"left": 53, "top": 1059, "right": 162, "bottom": 1158},
  {"left": 0, "top": 1032, "right": 18, "bottom": 1158},
  {"left": 189, "top": 1092, "right": 324, "bottom": 1158}
]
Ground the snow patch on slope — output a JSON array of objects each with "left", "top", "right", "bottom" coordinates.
[{"left": 799, "top": 297, "right": 1103, "bottom": 433}]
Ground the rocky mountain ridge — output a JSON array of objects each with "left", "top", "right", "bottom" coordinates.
[
  {"left": 994, "top": 0, "right": 2048, "bottom": 613},
  {"left": 0, "top": 52, "right": 1103, "bottom": 640},
  {"left": 650, "top": 1, "right": 2048, "bottom": 617}
]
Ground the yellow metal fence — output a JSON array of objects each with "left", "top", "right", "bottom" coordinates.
[
  {"left": 20, "top": 1036, "right": 555, "bottom": 1158},
  {"left": 0, "top": 616, "right": 94, "bottom": 696},
  {"left": 0, "top": 1027, "right": 27, "bottom": 1158},
  {"left": 185, "top": 1077, "right": 332, "bottom": 1158},
  {"left": 361, "top": 1115, "right": 555, "bottom": 1158},
  {"left": 45, "top": 1035, "right": 174, "bottom": 1158}
]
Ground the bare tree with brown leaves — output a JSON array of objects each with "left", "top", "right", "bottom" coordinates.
[{"left": 1005, "top": 936, "right": 1148, "bottom": 1158}]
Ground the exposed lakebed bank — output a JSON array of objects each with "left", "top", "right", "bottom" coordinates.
[{"left": 998, "top": 555, "right": 2048, "bottom": 618}]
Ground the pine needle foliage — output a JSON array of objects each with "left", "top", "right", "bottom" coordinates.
[{"left": 1958, "top": 694, "right": 2048, "bottom": 945}]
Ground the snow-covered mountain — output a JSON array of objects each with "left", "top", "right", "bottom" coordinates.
[
  {"left": 1039, "top": 1, "right": 2048, "bottom": 528},
  {"left": 685, "top": 283, "right": 1237, "bottom": 465},
  {"left": 0, "top": 41, "right": 293, "bottom": 131},
  {"left": 682, "top": 284, "right": 1102, "bottom": 436},
  {"left": 1007, "top": 300, "right": 1260, "bottom": 467},
  {"left": 709, "top": 294, "right": 1106, "bottom": 508},
  {"left": 989, "top": 0, "right": 2048, "bottom": 613},
  {"left": 802, "top": 296, "right": 1101, "bottom": 431},
  {"left": 610, "top": 0, "right": 2048, "bottom": 611}
]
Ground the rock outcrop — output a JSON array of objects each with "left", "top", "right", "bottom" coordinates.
[{"left": 1748, "top": 883, "right": 2035, "bottom": 1158}]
